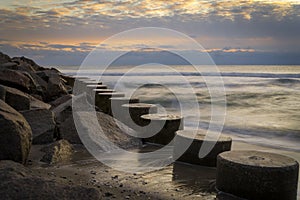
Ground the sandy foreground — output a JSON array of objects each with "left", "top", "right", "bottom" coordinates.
[{"left": 27, "top": 139, "right": 300, "bottom": 200}]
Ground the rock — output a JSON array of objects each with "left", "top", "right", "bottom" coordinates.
[
  {"left": 0, "top": 100, "right": 32, "bottom": 164},
  {"left": 0, "top": 52, "right": 11, "bottom": 64},
  {"left": 28, "top": 95, "right": 51, "bottom": 110},
  {"left": 37, "top": 70, "right": 68, "bottom": 101},
  {"left": 0, "top": 86, "right": 5, "bottom": 100},
  {"left": 21, "top": 109, "right": 56, "bottom": 144},
  {"left": 49, "top": 94, "right": 72, "bottom": 108},
  {"left": 40, "top": 140, "right": 74, "bottom": 164},
  {"left": 11, "top": 56, "right": 44, "bottom": 71},
  {"left": 0, "top": 69, "right": 31, "bottom": 92},
  {"left": 0, "top": 61, "right": 35, "bottom": 72},
  {"left": 216, "top": 151, "right": 299, "bottom": 200},
  {"left": 0, "top": 84, "right": 30, "bottom": 111},
  {"left": 0, "top": 62, "right": 18, "bottom": 69},
  {"left": 28, "top": 71, "right": 48, "bottom": 95},
  {"left": 0, "top": 160, "right": 101, "bottom": 200},
  {"left": 61, "top": 75, "right": 75, "bottom": 87},
  {"left": 72, "top": 111, "right": 142, "bottom": 148},
  {"left": 59, "top": 115, "right": 81, "bottom": 144},
  {"left": 1, "top": 84, "right": 50, "bottom": 110}
]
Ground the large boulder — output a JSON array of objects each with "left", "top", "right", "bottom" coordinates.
[
  {"left": 0, "top": 160, "right": 101, "bottom": 200},
  {"left": 0, "top": 69, "right": 31, "bottom": 92},
  {"left": 0, "top": 100, "right": 32, "bottom": 164},
  {"left": 11, "top": 56, "right": 44, "bottom": 71},
  {"left": 40, "top": 139, "right": 74, "bottom": 164},
  {"left": 21, "top": 109, "right": 56, "bottom": 144},
  {"left": 60, "top": 110, "right": 142, "bottom": 148},
  {"left": 0, "top": 84, "right": 30, "bottom": 111},
  {"left": 36, "top": 69, "right": 68, "bottom": 101},
  {"left": 0, "top": 85, "right": 51, "bottom": 111},
  {"left": 49, "top": 94, "right": 72, "bottom": 108},
  {"left": 0, "top": 52, "right": 11, "bottom": 64}
]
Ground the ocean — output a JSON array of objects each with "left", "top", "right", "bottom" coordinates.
[{"left": 58, "top": 65, "right": 300, "bottom": 153}]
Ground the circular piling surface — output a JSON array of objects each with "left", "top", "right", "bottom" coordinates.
[
  {"left": 121, "top": 103, "right": 158, "bottom": 127},
  {"left": 86, "top": 85, "right": 108, "bottom": 89},
  {"left": 216, "top": 150, "right": 299, "bottom": 200},
  {"left": 173, "top": 130, "right": 232, "bottom": 167},
  {"left": 141, "top": 114, "right": 183, "bottom": 145},
  {"left": 93, "top": 89, "right": 115, "bottom": 93},
  {"left": 109, "top": 97, "right": 139, "bottom": 117}
]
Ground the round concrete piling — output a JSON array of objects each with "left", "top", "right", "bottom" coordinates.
[
  {"left": 122, "top": 103, "right": 158, "bottom": 127},
  {"left": 109, "top": 97, "right": 139, "bottom": 118},
  {"left": 216, "top": 151, "right": 299, "bottom": 200},
  {"left": 86, "top": 84, "right": 107, "bottom": 90},
  {"left": 82, "top": 80, "right": 103, "bottom": 85},
  {"left": 173, "top": 130, "right": 232, "bottom": 167},
  {"left": 141, "top": 114, "right": 183, "bottom": 145},
  {"left": 86, "top": 85, "right": 108, "bottom": 96},
  {"left": 95, "top": 92, "right": 125, "bottom": 114},
  {"left": 93, "top": 89, "right": 115, "bottom": 93}
]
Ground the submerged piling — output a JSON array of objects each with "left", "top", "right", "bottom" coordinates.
[
  {"left": 141, "top": 114, "right": 183, "bottom": 145},
  {"left": 173, "top": 129, "right": 232, "bottom": 167},
  {"left": 121, "top": 103, "right": 158, "bottom": 128}
]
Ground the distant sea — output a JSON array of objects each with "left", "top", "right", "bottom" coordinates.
[{"left": 57, "top": 65, "right": 300, "bottom": 152}]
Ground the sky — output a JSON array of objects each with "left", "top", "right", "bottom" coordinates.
[{"left": 0, "top": 0, "right": 300, "bottom": 66}]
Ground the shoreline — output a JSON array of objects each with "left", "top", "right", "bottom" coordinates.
[{"left": 0, "top": 52, "right": 299, "bottom": 199}]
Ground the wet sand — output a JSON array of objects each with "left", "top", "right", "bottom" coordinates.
[{"left": 27, "top": 140, "right": 299, "bottom": 200}]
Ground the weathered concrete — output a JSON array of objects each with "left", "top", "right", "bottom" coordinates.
[
  {"left": 95, "top": 92, "right": 125, "bottom": 114},
  {"left": 173, "top": 130, "right": 232, "bottom": 167},
  {"left": 141, "top": 114, "right": 183, "bottom": 145},
  {"left": 216, "top": 151, "right": 299, "bottom": 200},
  {"left": 110, "top": 97, "right": 139, "bottom": 118},
  {"left": 121, "top": 103, "right": 158, "bottom": 128},
  {"left": 86, "top": 84, "right": 107, "bottom": 91},
  {"left": 93, "top": 89, "right": 115, "bottom": 93}
]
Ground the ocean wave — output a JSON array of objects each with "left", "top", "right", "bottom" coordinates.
[{"left": 67, "top": 72, "right": 300, "bottom": 79}]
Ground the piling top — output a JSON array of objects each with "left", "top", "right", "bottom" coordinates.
[
  {"left": 94, "top": 89, "right": 115, "bottom": 93},
  {"left": 122, "top": 103, "right": 156, "bottom": 108},
  {"left": 83, "top": 81, "right": 102, "bottom": 85},
  {"left": 176, "top": 130, "right": 232, "bottom": 142},
  {"left": 110, "top": 97, "right": 139, "bottom": 102},
  {"left": 73, "top": 76, "right": 90, "bottom": 80},
  {"left": 97, "top": 92, "right": 125, "bottom": 97},
  {"left": 141, "top": 113, "right": 182, "bottom": 121},
  {"left": 86, "top": 84, "right": 107, "bottom": 88},
  {"left": 219, "top": 151, "right": 298, "bottom": 168}
]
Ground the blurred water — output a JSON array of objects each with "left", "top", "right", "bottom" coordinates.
[{"left": 58, "top": 65, "right": 300, "bottom": 152}]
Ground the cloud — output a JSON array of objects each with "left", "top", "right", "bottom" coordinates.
[{"left": 0, "top": 0, "right": 299, "bottom": 65}]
